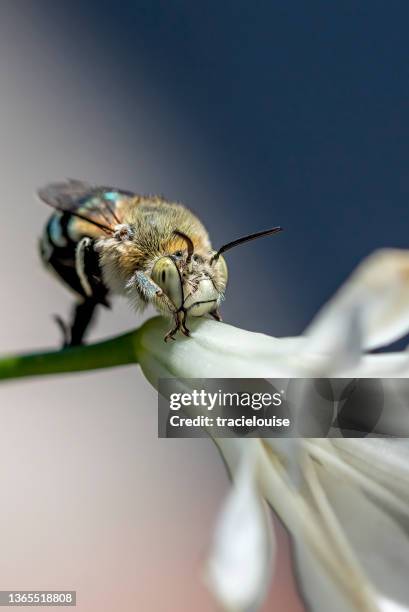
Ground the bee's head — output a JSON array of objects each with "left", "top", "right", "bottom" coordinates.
[
  {"left": 150, "top": 226, "right": 282, "bottom": 318},
  {"left": 151, "top": 235, "right": 228, "bottom": 317}
]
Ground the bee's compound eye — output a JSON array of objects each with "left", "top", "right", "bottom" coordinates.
[
  {"left": 214, "top": 254, "right": 228, "bottom": 287},
  {"left": 151, "top": 256, "right": 183, "bottom": 309}
]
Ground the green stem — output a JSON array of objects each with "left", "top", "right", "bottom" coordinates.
[{"left": 0, "top": 328, "right": 140, "bottom": 382}]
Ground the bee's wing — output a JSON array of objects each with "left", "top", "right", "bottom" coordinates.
[{"left": 38, "top": 179, "right": 135, "bottom": 234}]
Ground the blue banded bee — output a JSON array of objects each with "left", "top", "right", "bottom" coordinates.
[{"left": 39, "top": 180, "right": 282, "bottom": 345}]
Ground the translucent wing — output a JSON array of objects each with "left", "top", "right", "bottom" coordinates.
[{"left": 38, "top": 179, "right": 135, "bottom": 233}]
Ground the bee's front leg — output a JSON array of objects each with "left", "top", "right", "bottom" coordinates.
[
  {"left": 180, "top": 310, "right": 191, "bottom": 337},
  {"left": 127, "top": 271, "right": 176, "bottom": 313},
  {"left": 127, "top": 271, "right": 181, "bottom": 341},
  {"left": 164, "top": 312, "right": 182, "bottom": 342}
]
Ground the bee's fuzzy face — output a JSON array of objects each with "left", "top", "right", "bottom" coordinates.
[
  {"left": 96, "top": 228, "right": 228, "bottom": 319},
  {"left": 148, "top": 249, "right": 228, "bottom": 317}
]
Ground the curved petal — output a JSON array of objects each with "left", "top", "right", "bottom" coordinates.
[
  {"left": 379, "top": 597, "right": 409, "bottom": 612},
  {"left": 331, "top": 439, "right": 409, "bottom": 508},
  {"left": 305, "top": 250, "right": 409, "bottom": 356},
  {"left": 310, "top": 464, "right": 409, "bottom": 610},
  {"left": 205, "top": 444, "right": 275, "bottom": 611},
  {"left": 257, "top": 443, "right": 380, "bottom": 612},
  {"left": 290, "top": 442, "right": 409, "bottom": 612},
  {"left": 137, "top": 316, "right": 307, "bottom": 384},
  {"left": 338, "top": 353, "right": 409, "bottom": 378}
]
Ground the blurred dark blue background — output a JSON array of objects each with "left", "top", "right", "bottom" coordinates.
[{"left": 9, "top": 1, "right": 409, "bottom": 338}]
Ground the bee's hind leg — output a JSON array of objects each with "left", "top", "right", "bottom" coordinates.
[
  {"left": 53, "top": 315, "right": 71, "bottom": 348},
  {"left": 70, "top": 299, "right": 100, "bottom": 346},
  {"left": 54, "top": 298, "right": 99, "bottom": 348}
]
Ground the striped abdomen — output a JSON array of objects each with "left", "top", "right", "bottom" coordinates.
[{"left": 40, "top": 212, "right": 108, "bottom": 304}]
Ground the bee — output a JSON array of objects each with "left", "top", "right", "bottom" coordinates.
[{"left": 38, "top": 180, "right": 282, "bottom": 346}]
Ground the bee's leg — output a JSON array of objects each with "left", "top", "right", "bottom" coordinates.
[
  {"left": 164, "top": 311, "right": 192, "bottom": 341},
  {"left": 164, "top": 313, "right": 181, "bottom": 342},
  {"left": 54, "top": 299, "right": 98, "bottom": 348},
  {"left": 128, "top": 271, "right": 176, "bottom": 313},
  {"left": 69, "top": 299, "right": 99, "bottom": 346},
  {"left": 54, "top": 299, "right": 103, "bottom": 348},
  {"left": 180, "top": 310, "right": 191, "bottom": 337},
  {"left": 128, "top": 271, "right": 189, "bottom": 341},
  {"left": 54, "top": 315, "right": 71, "bottom": 347},
  {"left": 62, "top": 236, "right": 110, "bottom": 347},
  {"left": 210, "top": 307, "right": 223, "bottom": 322},
  {"left": 128, "top": 271, "right": 182, "bottom": 339}
]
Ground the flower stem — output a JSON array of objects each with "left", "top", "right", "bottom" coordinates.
[{"left": 0, "top": 329, "right": 140, "bottom": 382}]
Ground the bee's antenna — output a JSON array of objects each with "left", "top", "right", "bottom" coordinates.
[
  {"left": 211, "top": 226, "right": 283, "bottom": 263},
  {"left": 174, "top": 230, "right": 194, "bottom": 264}
]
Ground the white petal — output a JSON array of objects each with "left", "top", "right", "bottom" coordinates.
[
  {"left": 338, "top": 352, "right": 409, "bottom": 377},
  {"left": 305, "top": 249, "right": 409, "bottom": 358},
  {"left": 137, "top": 250, "right": 409, "bottom": 383},
  {"left": 258, "top": 443, "right": 388, "bottom": 612},
  {"left": 379, "top": 596, "right": 409, "bottom": 612},
  {"left": 331, "top": 439, "right": 409, "bottom": 507},
  {"left": 312, "top": 464, "right": 409, "bottom": 610},
  {"left": 280, "top": 442, "right": 409, "bottom": 611},
  {"left": 137, "top": 316, "right": 307, "bottom": 384},
  {"left": 294, "top": 541, "right": 367, "bottom": 612},
  {"left": 263, "top": 438, "right": 304, "bottom": 487},
  {"left": 206, "top": 443, "right": 275, "bottom": 612}
]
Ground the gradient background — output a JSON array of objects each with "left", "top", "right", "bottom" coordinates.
[{"left": 0, "top": 2, "right": 408, "bottom": 610}]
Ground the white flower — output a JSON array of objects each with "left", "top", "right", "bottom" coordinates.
[{"left": 134, "top": 249, "right": 409, "bottom": 612}]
